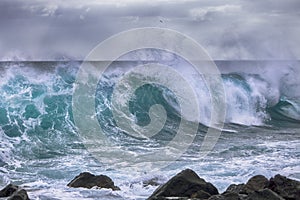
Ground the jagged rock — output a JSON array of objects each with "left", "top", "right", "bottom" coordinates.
[
  {"left": 246, "top": 189, "right": 284, "bottom": 200},
  {"left": 67, "top": 172, "right": 120, "bottom": 190},
  {"left": 0, "top": 184, "right": 19, "bottom": 197},
  {"left": 268, "top": 174, "right": 300, "bottom": 200},
  {"left": 8, "top": 189, "right": 30, "bottom": 200},
  {"left": 147, "top": 169, "right": 218, "bottom": 200},
  {"left": 243, "top": 175, "right": 269, "bottom": 194}
]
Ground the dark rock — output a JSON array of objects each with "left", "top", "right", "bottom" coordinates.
[
  {"left": 208, "top": 192, "right": 246, "bottom": 200},
  {"left": 243, "top": 175, "right": 269, "bottom": 194},
  {"left": 226, "top": 184, "right": 245, "bottom": 194},
  {"left": 8, "top": 189, "right": 30, "bottom": 200},
  {"left": 0, "top": 184, "right": 19, "bottom": 197},
  {"left": 226, "top": 183, "right": 245, "bottom": 194},
  {"left": 225, "top": 175, "right": 268, "bottom": 195},
  {"left": 67, "top": 172, "right": 120, "bottom": 190},
  {"left": 268, "top": 174, "right": 300, "bottom": 200},
  {"left": 0, "top": 184, "right": 30, "bottom": 200},
  {"left": 147, "top": 169, "right": 218, "bottom": 200},
  {"left": 191, "top": 190, "right": 211, "bottom": 199},
  {"left": 246, "top": 189, "right": 284, "bottom": 200}
]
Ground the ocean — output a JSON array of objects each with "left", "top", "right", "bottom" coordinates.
[{"left": 0, "top": 59, "right": 299, "bottom": 199}]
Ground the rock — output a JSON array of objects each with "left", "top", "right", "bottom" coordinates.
[
  {"left": 191, "top": 190, "right": 212, "bottom": 199},
  {"left": 67, "top": 172, "right": 120, "bottom": 190},
  {"left": 8, "top": 189, "right": 30, "bottom": 200},
  {"left": 268, "top": 174, "right": 300, "bottom": 200},
  {"left": 208, "top": 192, "right": 246, "bottom": 200},
  {"left": 147, "top": 169, "right": 218, "bottom": 200},
  {"left": 246, "top": 189, "right": 284, "bottom": 200},
  {"left": 0, "top": 184, "right": 29, "bottom": 200},
  {"left": 0, "top": 184, "right": 19, "bottom": 197},
  {"left": 243, "top": 175, "right": 269, "bottom": 194},
  {"left": 226, "top": 184, "right": 245, "bottom": 194},
  {"left": 225, "top": 175, "right": 268, "bottom": 195}
]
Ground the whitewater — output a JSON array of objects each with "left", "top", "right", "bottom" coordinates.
[{"left": 0, "top": 58, "right": 299, "bottom": 199}]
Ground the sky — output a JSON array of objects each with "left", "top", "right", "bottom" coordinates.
[{"left": 0, "top": 0, "right": 300, "bottom": 61}]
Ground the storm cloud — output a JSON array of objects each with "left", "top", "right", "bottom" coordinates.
[{"left": 0, "top": 0, "right": 299, "bottom": 60}]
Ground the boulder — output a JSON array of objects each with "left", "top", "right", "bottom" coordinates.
[
  {"left": 226, "top": 184, "right": 245, "bottom": 194},
  {"left": 247, "top": 189, "right": 284, "bottom": 200},
  {"left": 67, "top": 172, "right": 120, "bottom": 190},
  {"left": 0, "top": 184, "right": 29, "bottom": 200},
  {"left": 191, "top": 190, "right": 212, "bottom": 199},
  {"left": 225, "top": 175, "right": 268, "bottom": 195},
  {"left": 0, "top": 184, "right": 19, "bottom": 197},
  {"left": 8, "top": 189, "right": 30, "bottom": 200},
  {"left": 208, "top": 191, "right": 241, "bottom": 200},
  {"left": 147, "top": 169, "right": 218, "bottom": 200},
  {"left": 243, "top": 175, "right": 269, "bottom": 194},
  {"left": 268, "top": 174, "right": 300, "bottom": 200}
]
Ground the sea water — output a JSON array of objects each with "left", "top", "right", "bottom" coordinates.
[{"left": 0, "top": 58, "right": 299, "bottom": 199}]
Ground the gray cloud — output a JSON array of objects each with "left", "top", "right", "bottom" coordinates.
[{"left": 0, "top": 0, "right": 299, "bottom": 60}]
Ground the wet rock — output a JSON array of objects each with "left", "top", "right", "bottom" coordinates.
[
  {"left": 8, "top": 189, "right": 30, "bottom": 200},
  {"left": 0, "top": 184, "right": 19, "bottom": 197},
  {"left": 226, "top": 184, "right": 245, "bottom": 194},
  {"left": 246, "top": 189, "right": 284, "bottom": 200},
  {"left": 147, "top": 169, "right": 218, "bottom": 200},
  {"left": 67, "top": 172, "right": 120, "bottom": 190},
  {"left": 268, "top": 174, "right": 300, "bottom": 200},
  {"left": 191, "top": 190, "right": 211, "bottom": 199},
  {"left": 0, "top": 184, "right": 29, "bottom": 200},
  {"left": 208, "top": 192, "right": 246, "bottom": 200},
  {"left": 225, "top": 175, "right": 268, "bottom": 195},
  {"left": 243, "top": 175, "right": 269, "bottom": 194}
]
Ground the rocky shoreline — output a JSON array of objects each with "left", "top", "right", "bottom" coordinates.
[
  {"left": 146, "top": 169, "right": 300, "bottom": 200},
  {"left": 1, "top": 169, "right": 299, "bottom": 200}
]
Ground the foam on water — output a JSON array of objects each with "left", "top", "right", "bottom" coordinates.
[{"left": 0, "top": 58, "right": 299, "bottom": 199}]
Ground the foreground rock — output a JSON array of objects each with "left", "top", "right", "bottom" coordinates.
[
  {"left": 225, "top": 175, "right": 269, "bottom": 195},
  {"left": 67, "top": 172, "right": 120, "bottom": 190},
  {"left": 268, "top": 174, "right": 300, "bottom": 200},
  {"left": 217, "top": 174, "right": 300, "bottom": 200},
  {"left": 247, "top": 189, "right": 284, "bottom": 200},
  {"left": 147, "top": 170, "right": 300, "bottom": 200},
  {"left": 147, "top": 169, "right": 218, "bottom": 200},
  {"left": 8, "top": 189, "right": 30, "bottom": 200},
  {"left": 0, "top": 184, "right": 30, "bottom": 200},
  {"left": 0, "top": 184, "right": 19, "bottom": 197},
  {"left": 244, "top": 175, "right": 269, "bottom": 194},
  {"left": 208, "top": 191, "right": 246, "bottom": 200}
]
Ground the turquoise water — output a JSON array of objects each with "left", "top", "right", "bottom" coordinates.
[{"left": 0, "top": 60, "right": 299, "bottom": 199}]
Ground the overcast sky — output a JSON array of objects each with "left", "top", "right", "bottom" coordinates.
[{"left": 1, "top": 0, "right": 300, "bottom": 61}]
